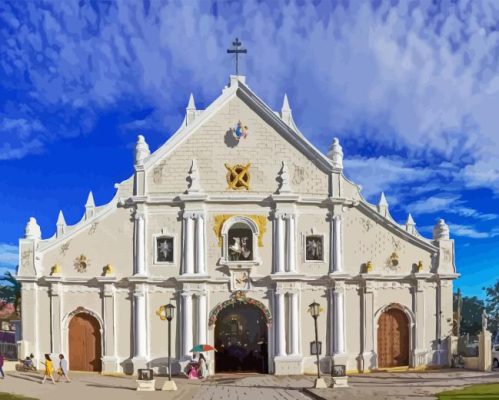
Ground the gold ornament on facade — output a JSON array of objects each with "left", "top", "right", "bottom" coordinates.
[
  {"left": 366, "top": 261, "right": 373, "bottom": 273},
  {"left": 103, "top": 264, "right": 113, "bottom": 276},
  {"left": 73, "top": 254, "right": 89, "bottom": 273},
  {"left": 389, "top": 252, "right": 399, "bottom": 267},
  {"left": 416, "top": 260, "right": 423, "bottom": 273},
  {"left": 51, "top": 264, "right": 61, "bottom": 275},
  {"left": 225, "top": 163, "right": 251, "bottom": 190},
  {"left": 156, "top": 305, "right": 167, "bottom": 321},
  {"left": 213, "top": 214, "right": 267, "bottom": 247}
]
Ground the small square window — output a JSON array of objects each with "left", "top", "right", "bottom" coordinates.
[
  {"left": 156, "top": 237, "right": 174, "bottom": 263},
  {"left": 305, "top": 235, "right": 323, "bottom": 261}
]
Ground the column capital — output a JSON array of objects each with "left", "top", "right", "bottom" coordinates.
[
  {"left": 103, "top": 284, "right": 115, "bottom": 297},
  {"left": 133, "top": 284, "right": 146, "bottom": 297},
  {"left": 181, "top": 290, "right": 194, "bottom": 298},
  {"left": 331, "top": 281, "right": 346, "bottom": 291},
  {"left": 49, "top": 282, "right": 61, "bottom": 297},
  {"left": 184, "top": 210, "right": 204, "bottom": 220}
]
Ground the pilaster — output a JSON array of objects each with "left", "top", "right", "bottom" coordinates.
[
  {"left": 132, "top": 283, "right": 148, "bottom": 371},
  {"left": 102, "top": 283, "right": 119, "bottom": 372},
  {"left": 359, "top": 280, "right": 376, "bottom": 372},
  {"left": 49, "top": 280, "right": 62, "bottom": 354},
  {"left": 134, "top": 209, "right": 146, "bottom": 276},
  {"left": 181, "top": 291, "right": 193, "bottom": 358}
]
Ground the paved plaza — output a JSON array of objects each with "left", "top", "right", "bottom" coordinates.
[{"left": 0, "top": 370, "right": 498, "bottom": 400}]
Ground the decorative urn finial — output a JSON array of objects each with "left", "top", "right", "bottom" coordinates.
[
  {"left": 25, "top": 217, "right": 41, "bottom": 240},
  {"left": 134, "top": 135, "right": 150, "bottom": 166},
  {"left": 327, "top": 137, "right": 343, "bottom": 169},
  {"left": 433, "top": 219, "right": 450, "bottom": 240}
]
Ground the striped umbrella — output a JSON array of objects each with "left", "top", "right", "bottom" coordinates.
[{"left": 190, "top": 344, "right": 216, "bottom": 352}]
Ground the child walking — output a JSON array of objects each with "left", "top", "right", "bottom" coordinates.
[{"left": 41, "top": 354, "right": 55, "bottom": 384}]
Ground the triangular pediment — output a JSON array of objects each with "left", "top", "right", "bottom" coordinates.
[{"left": 144, "top": 76, "right": 334, "bottom": 196}]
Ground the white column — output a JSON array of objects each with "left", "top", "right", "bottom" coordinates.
[
  {"left": 290, "top": 292, "right": 300, "bottom": 355},
  {"left": 182, "top": 292, "right": 193, "bottom": 357},
  {"left": 183, "top": 215, "right": 194, "bottom": 275},
  {"left": 135, "top": 213, "right": 146, "bottom": 275},
  {"left": 195, "top": 214, "right": 206, "bottom": 275},
  {"left": 197, "top": 293, "right": 207, "bottom": 345},
  {"left": 333, "top": 215, "right": 343, "bottom": 273},
  {"left": 275, "top": 215, "right": 285, "bottom": 273},
  {"left": 333, "top": 287, "right": 345, "bottom": 354},
  {"left": 276, "top": 291, "right": 286, "bottom": 356},
  {"left": 287, "top": 215, "right": 296, "bottom": 273},
  {"left": 133, "top": 287, "right": 147, "bottom": 358}
]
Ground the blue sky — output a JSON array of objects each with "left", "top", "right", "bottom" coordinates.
[{"left": 0, "top": 0, "right": 498, "bottom": 298}]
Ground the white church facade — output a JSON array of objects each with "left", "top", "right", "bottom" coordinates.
[{"left": 17, "top": 75, "right": 458, "bottom": 375}]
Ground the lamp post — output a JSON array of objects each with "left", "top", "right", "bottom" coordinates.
[
  {"left": 157, "top": 303, "right": 177, "bottom": 391},
  {"left": 309, "top": 300, "right": 327, "bottom": 389}
]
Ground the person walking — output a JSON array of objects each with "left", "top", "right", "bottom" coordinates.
[
  {"left": 56, "top": 354, "right": 70, "bottom": 383},
  {"left": 41, "top": 354, "right": 55, "bottom": 384},
  {"left": 0, "top": 353, "right": 5, "bottom": 379}
]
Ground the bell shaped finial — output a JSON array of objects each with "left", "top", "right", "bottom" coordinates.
[
  {"left": 134, "top": 135, "right": 150, "bottom": 166},
  {"left": 327, "top": 137, "right": 343, "bottom": 170}
]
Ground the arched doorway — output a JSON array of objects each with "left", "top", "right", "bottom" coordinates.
[
  {"left": 377, "top": 308, "right": 409, "bottom": 368},
  {"left": 214, "top": 302, "right": 268, "bottom": 373},
  {"left": 68, "top": 313, "right": 102, "bottom": 372}
]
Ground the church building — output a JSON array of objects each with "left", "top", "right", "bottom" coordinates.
[{"left": 17, "top": 74, "right": 458, "bottom": 375}]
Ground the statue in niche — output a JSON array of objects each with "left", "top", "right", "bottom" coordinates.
[{"left": 305, "top": 235, "right": 323, "bottom": 261}]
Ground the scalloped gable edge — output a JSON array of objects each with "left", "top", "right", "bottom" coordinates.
[
  {"left": 143, "top": 78, "right": 335, "bottom": 174},
  {"left": 356, "top": 201, "right": 438, "bottom": 253}
]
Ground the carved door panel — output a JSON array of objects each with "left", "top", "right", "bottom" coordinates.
[
  {"left": 69, "top": 313, "right": 102, "bottom": 372},
  {"left": 377, "top": 308, "right": 409, "bottom": 368}
]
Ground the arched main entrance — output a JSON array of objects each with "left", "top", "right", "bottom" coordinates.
[
  {"left": 377, "top": 308, "right": 409, "bottom": 368},
  {"left": 68, "top": 313, "right": 102, "bottom": 372},
  {"left": 214, "top": 302, "right": 268, "bottom": 373}
]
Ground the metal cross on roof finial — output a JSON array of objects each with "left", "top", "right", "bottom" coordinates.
[{"left": 227, "top": 37, "right": 247, "bottom": 76}]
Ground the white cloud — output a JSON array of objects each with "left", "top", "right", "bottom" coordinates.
[
  {"left": 448, "top": 224, "right": 499, "bottom": 239},
  {"left": 344, "top": 155, "right": 434, "bottom": 202},
  {"left": 410, "top": 195, "right": 460, "bottom": 215},
  {"left": 0, "top": 243, "right": 18, "bottom": 268},
  {"left": 1, "top": 1, "right": 499, "bottom": 195}
]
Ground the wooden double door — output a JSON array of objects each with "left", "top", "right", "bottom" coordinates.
[
  {"left": 377, "top": 308, "right": 409, "bottom": 368},
  {"left": 68, "top": 313, "right": 102, "bottom": 372}
]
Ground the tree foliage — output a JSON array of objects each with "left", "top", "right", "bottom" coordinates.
[
  {"left": 483, "top": 279, "right": 499, "bottom": 336},
  {"left": 0, "top": 270, "right": 21, "bottom": 316},
  {"left": 459, "top": 296, "right": 485, "bottom": 336}
]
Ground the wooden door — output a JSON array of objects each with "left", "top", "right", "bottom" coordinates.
[
  {"left": 377, "top": 308, "right": 409, "bottom": 368},
  {"left": 69, "top": 313, "right": 102, "bottom": 372}
]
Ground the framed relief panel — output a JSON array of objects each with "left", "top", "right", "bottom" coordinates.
[
  {"left": 305, "top": 235, "right": 324, "bottom": 262},
  {"left": 155, "top": 236, "right": 174, "bottom": 264}
]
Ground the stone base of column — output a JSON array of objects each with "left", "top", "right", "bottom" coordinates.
[
  {"left": 331, "top": 353, "right": 349, "bottom": 370},
  {"left": 101, "top": 356, "right": 120, "bottom": 373},
  {"left": 131, "top": 356, "right": 148, "bottom": 373},
  {"left": 357, "top": 351, "right": 376, "bottom": 372},
  {"left": 273, "top": 355, "right": 303, "bottom": 375},
  {"left": 411, "top": 349, "right": 428, "bottom": 368}
]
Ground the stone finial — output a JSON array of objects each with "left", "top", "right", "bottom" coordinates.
[
  {"left": 25, "top": 217, "right": 41, "bottom": 240},
  {"left": 327, "top": 138, "right": 343, "bottom": 170},
  {"left": 277, "top": 161, "right": 291, "bottom": 194},
  {"left": 405, "top": 213, "right": 416, "bottom": 234},
  {"left": 186, "top": 93, "right": 197, "bottom": 126},
  {"left": 56, "top": 210, "right": 66, "bottom": 238},
  {"left": 433, "top": 219, "right": 450, "bottom": 240},
  {"left": 186, "top": 159, "right": 202, "bottom": 193},
  {"left": 281, "top": 94, "right": 292, "bottom": 125},
  {"left": 134, "top": 135, "right": 150, "bottom": 166},
  {"left": 85, "top": 191, "right": 95, "bottom": 220},
  {"left": 377, "top": 192, "right": 389, "bottom": 216}
]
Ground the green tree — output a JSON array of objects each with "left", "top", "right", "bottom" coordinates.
[
  {"left": 0, "top": 270, "right": 21, "bottom": 316},
  {"left": 460, "top": 296, "right": 484, "bottom": 336},
  {"left": 484, "top": 279, "right": 499, "bottom": 336}
]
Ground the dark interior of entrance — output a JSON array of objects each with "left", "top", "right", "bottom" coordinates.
[{"left": 215, "top": 303, "right": 268, "bottom": 373}]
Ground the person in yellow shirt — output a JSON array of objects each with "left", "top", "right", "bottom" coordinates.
[{"left": 41, "top": 354, "right": 55, "bottom": 384}]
